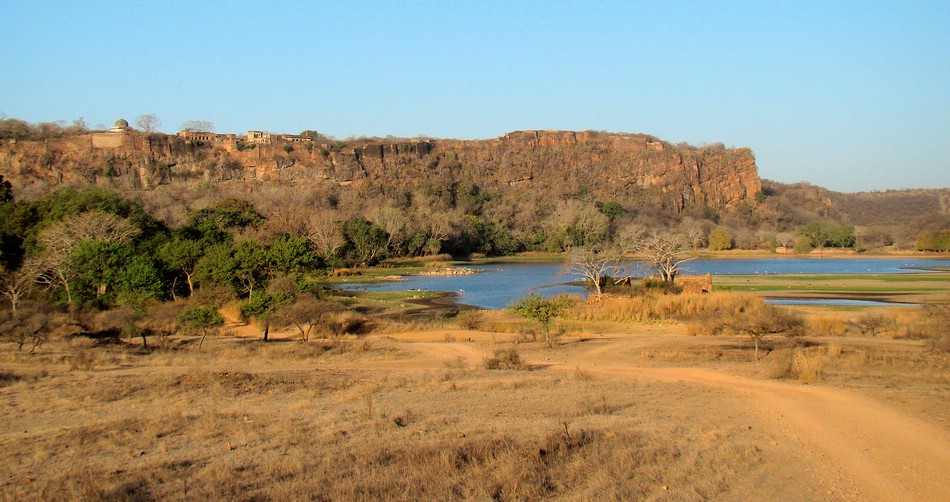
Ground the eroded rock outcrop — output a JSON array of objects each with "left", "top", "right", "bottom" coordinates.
[{"left": 0, "top": 129, "right": 761, "bottom": 212}]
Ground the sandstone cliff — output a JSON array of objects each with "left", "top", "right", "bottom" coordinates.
[{"left": 0, "top": 129, "right": 761, "bottom": 213}]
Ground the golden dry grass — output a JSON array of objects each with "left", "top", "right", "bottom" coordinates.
[
  {"left": 0, "top": 336, "right": 780, "bottom": 501},
  {"left": 574, "top": 291, "right": 762, "bottom": 322},
  {"left": 2, "top": 296, "right": 950, "bottom": 500}
]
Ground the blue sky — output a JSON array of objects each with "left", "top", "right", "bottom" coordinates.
[{"left": 3, "top": 1, "right": 948, "bottom": 192}]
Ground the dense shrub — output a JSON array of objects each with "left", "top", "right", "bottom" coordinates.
[
  {"left": 456, "top": 310, "right": 484, "bottom": 330},
  {"left": 483, "top": 348, "right": 526, "bottom": 370}
]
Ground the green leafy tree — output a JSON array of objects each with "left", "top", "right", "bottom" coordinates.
[
  {"left": 342, "top": 217, "right": 388, "bottom": 265},
  {"left": 794, "top": 236, "right": 815, "bottom": 254},
  {"left": 511, "top": 293, "right": 573, "bottom": 347},
  {"left": 0, "top": 179, "right": 41, "bottom": 272},
  {"left": 916, "top": 230, "right": 950, "bottom": 251},
  {"left": 187, "top": 198, "right": 265, "bottom": 234},
  {"left": 30, "top": 187, "right": 163, "bottom": 241},
  {"left": 241, "top": 289, "right": 293, "bottom": 342},
  {"left": 708, "top": 228, "right": 734, "bottom": 251},
  {"left": 68, "top": 241, "right": 163, "bottom": 307},
  {"left": 266, "top": 235, "right": 322, "bottom": 275},
  {"left": 34, "top": 211, "right": 141, "bottom": 305},
  {"left": 597, "top": 201, "right": 628, "bottom": 222},
  {"left": 159, "top": 237, "right": 205, "bottom": 296},
  {"left": 827, "top": 225, "right": 856, "bottom": 248},
  {"left": 798, "top": 220, "right": 854, "bottom": 256},
  {"left": 196, "top": 240, "right": 268, "bottom": 298},
  {"left": 232, "top": 240, "right": 268, "bottom": 296},
  {"left": 474, "top": 219, "right": 522, "bottom": 256},
  {"left": 178, "top": 305, "right": 224, "bottom": 348},
  {"left": 113, "top": 255, "right": 163, "bottom": 307},
  {"left": 69, "top": 240, "right": 131, "bottom": 304}
]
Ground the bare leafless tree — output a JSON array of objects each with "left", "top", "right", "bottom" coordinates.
[
  {"left": 180, "top": 120, "right": 215, "bottom": 133},
  {"left": 775, "top": 232, "right": 796, "bottom": 251},
  {"left": 2, "top": 304, "right": 53, "bottom": 352},
  {"left": 543, "top": 200, "right": 610, "bottom": 248},
  {"left": 368, "top": 205, "right": 410, "bottom": 253},
  {"left": 0, "top": 261, "right": 39, "bottom": 315},
  {"left": 305, "top": 210, "right": 345, "bottom": 266},
  {"left": 622, "top": 227, "right": 698, "bottom": 283},
  {"left": 564, "top": 244, "right": 623, "bottom": 297},
  {"left": 134, "top": 113, "right": 161, "bottom": 133}
]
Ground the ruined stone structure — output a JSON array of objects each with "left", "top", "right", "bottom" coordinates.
[
  {"left": 90, "top": 119, "right": 133, "bottom": 148},
  {"left": 178, "top": 131, "right": 235, "bottom": 143},
  {"left": 246, "top": 131, "right": 310, "bottom": 144},
  {"left": 677, "top": 273, "right": 714, "bottom": 294},
  {"left": 247, "top": 131, "right": 271, "bottom": 144}
]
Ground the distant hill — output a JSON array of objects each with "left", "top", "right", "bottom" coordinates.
[{"left": 760, "top": 180, "right": 949, "bottom": 226}]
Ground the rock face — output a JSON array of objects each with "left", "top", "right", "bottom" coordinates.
[
  {"left": 441, "top": 130, "right": 761, "bottom": 212},
  {"left": 0, "top": 129, "right": 761, "bottom": 212}
]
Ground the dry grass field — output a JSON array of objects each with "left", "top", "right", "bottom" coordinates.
[{"left": 1, "top": 294, "right": 949, "bottom": 501}]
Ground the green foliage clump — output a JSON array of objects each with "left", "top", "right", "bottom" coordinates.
[
  {"left": 241, "top": 289, "right": 294, "bottom": 341},
  {"left": 178, "top": 305, "right": 224, "bottom": 331},
  {"left": 511, "top": 293, "right": 570, "bottom": 328},
  {"left": 342, "top": 217, "right": 388, "bottom": 265},
  {"left": 188, "top": 198, "right": 265, "bottom": 233},
  {"left": 510, "top": 293, "right": 575, "bottom": 347},
  {"left": 701, "top": 205, "right": 721, "bottom": 224},
  {"left": 70, "top": 240, "right": 163, "bottom": 307},
  {"left": 707, "top": 228, "right": 733, "bottom": 251},
  {"left": 793, "top": 236, "right": 815, "bottom": 254},
  {"left": 596, "top": 201, "right": 627, "bottom": 222},
  {"left": 797, "top": 220, "right": 855, "bottom": 249},
  {"left": 178, "top": 304, "right": 224, "bottom": 348},
  {"left": 916, "top": 230, "right": 950, "bottom": 251}
]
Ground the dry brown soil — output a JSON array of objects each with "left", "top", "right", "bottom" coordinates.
[{"left": 1, "top": 319, "right": 949, "bottom": 500}]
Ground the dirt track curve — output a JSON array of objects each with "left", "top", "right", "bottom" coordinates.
[
  {"left": 552, "top": 363, "right": 950, "bottom": 502},
  {"left": 261, "top": 328, "right": 950, "bottom": 500},
  {"left": 387, "top": 332, "right": 950, "bottom": 501}
]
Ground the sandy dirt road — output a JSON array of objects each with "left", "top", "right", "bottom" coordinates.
[
  {"left": 387, "top": 333, "right": 950, "bottom": 501},
  {"left": 151, "top": 325, "right": 950, "bottom": 500},
  {"left": 565, "top": 363, "right": 950, "bottom": 501}
]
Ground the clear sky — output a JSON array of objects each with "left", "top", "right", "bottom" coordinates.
[{"left": 3, "top": 1, "right": 948, "bottom": 192}]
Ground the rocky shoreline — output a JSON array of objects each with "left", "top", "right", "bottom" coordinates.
[{"left": 417, "top": 267, "right": 482, "bottom": 277}]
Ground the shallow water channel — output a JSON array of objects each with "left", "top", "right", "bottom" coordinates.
[{"left": 341, "top": 258, "right": 948, "bottom": 309}]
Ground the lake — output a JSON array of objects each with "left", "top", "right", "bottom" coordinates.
[{"left": 341, "top": 257, "right": 948, "bottom": 309}]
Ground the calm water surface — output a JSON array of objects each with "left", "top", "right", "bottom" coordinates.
[
  {"left": 342, "top": 258, "right": 948, "bottom": 309},
  {"left": 765, "top": 298, "right": 915, "bottom": 307}
]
